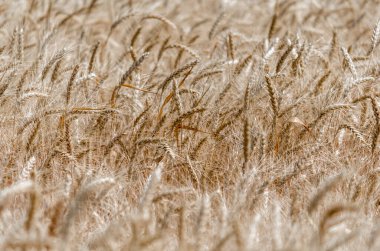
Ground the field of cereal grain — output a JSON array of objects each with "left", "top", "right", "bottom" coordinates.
[{"left": 1, "top": 0, "right": 380, "bottom": 250}]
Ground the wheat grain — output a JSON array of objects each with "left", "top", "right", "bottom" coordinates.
[
  {"left": 368, "top": 19, "right": 380, "bottom": 55},
  {"left": 66, "top": 64, "right": 80, "bottom": 106},
  {"left": 159, "top": 60, "right": 198, "bottom": 92},
  {"left": 341, "top": 47, "right": 358, "bottom": 79},
  {"left": 209, "top": 12, "right": 225, "bottom": 40}
]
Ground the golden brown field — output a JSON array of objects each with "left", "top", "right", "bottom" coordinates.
[{"left": 1, "top": 0, "right": 380, "bottom": 250}]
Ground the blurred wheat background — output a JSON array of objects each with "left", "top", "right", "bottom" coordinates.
[{"left": 0, "top": 0, "right": 380, "bottom": 250}]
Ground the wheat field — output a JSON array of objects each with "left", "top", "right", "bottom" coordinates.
[{"left": 1, "top": 0, "right": 380, "bottom": 250}]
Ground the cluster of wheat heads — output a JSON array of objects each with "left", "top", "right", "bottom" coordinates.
[{"left": 1, "top": 0, "right": 380, "bottom": 250}]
